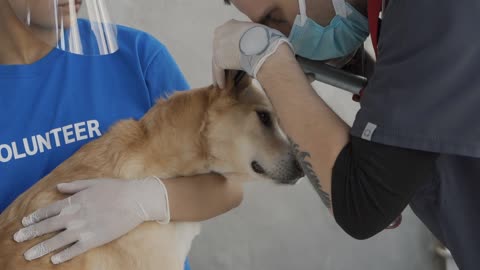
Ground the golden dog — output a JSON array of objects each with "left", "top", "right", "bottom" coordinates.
[{"left": 0, "top": 72, "right": 303, "bottom": 270}]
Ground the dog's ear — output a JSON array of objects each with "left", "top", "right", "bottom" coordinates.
[{"left": 223, "top": 70, "right": 252, "bottom": 99}]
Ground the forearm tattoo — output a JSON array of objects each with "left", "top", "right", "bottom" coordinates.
[{"left": 290, "top": 138, "right": 332, "bottom": 209}]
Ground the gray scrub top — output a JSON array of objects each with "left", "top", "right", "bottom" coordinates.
[{"left": 350, "top": 0, "right": 480, "bottom": 157}]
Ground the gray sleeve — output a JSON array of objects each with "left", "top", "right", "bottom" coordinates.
[{"left": 350, "top": 0, "right": 480, "bottom": 157}]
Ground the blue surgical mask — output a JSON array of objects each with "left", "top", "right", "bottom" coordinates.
[{"left": 288, "top": 0, "right": 369, "bottom": 61}]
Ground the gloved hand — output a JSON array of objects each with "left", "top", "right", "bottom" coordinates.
[
  {"left": 13, "top": 176, "right": 170, "bottom": 264},
  {"left": 212, "top": 19, "right": 293, "bottom": 89}
]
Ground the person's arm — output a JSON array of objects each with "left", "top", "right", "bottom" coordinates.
[
  {"left": 254, "top": 43, "right": 442, "bottom": 240},
  {"left": 256, "top": 44, "right": 440, "bottom": 239},
  {"left": 165, "top": 173, "right": 243, "bottom": 222},
  {"left": 211, "top": 20, "right": 439, "bottom": 240},
  {"left": 13, "top": 174, "right": 243, "bottom": 264},
  {"left": 257, "top": 44, "right": 349, "bottom": 211},
  {"left": 332, "top": 136, "right": 438, "bottom": 239}
]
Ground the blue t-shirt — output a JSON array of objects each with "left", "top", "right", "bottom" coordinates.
[{"left": 0, "top": 23, "right": 191, "bottom": 270}]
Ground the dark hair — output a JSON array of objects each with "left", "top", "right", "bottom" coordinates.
[{"left": 224, "top": 0, "right": 231, "bottom": 4}]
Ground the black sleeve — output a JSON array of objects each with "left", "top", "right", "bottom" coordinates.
[{"left": 331, "top": 136, "right": 439, "bottom": 240}]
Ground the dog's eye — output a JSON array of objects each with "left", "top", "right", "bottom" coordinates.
[{"left": 256, "top": 111, "right": 272, "bottom": 128}]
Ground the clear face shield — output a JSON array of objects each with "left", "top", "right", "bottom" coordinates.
[{"left": 9, "top": 0, "right": 118, "bottom": 56}]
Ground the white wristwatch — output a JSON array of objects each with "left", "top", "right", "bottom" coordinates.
[{"left": 239, "top": 25, "right": 293, "bottom": 78}]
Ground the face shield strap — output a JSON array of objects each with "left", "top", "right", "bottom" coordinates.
[
  {"left": 331, "top": 0, "right": 347, "bottom": 18},
  {"left": 298, "top": 0, "right": 307, "bottom": 26}
]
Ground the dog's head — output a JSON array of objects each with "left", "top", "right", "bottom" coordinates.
[{"left": 207, "top": 71, "right": 304, "bottom": 184}]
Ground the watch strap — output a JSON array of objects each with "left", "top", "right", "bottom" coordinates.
[{"left": 240, "top": 26, "right": 294, "bottom": 78}]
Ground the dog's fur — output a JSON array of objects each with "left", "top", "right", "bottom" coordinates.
[{"left": 0, "top": 72, "right": 302, "bottom": 270}]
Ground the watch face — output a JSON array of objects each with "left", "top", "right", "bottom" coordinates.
[{"left": 240, "top": 26, "right": 270, "bottom": 56}]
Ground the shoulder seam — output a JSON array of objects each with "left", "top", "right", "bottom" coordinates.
[{"left": 143, "top": 46, "right": 168, "bottom": 107}]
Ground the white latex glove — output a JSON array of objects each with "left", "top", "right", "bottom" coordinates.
[
  {"left": 13, "top": 177, "right": 170, "bottom": 264},
  {"left": 212, "top": 19, "right": 293, "bottom": 89}
]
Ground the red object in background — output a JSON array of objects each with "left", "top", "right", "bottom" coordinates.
[{"left": 353, "top": 0, "right": 382, "bottom": 102}]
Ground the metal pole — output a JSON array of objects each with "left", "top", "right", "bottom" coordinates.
[{"left": 296, "top": 56, "right": 368, "bottom": 95}]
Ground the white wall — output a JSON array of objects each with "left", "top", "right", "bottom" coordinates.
[{"left": 111, "top": 1, "right": 442, "bottom": 269}]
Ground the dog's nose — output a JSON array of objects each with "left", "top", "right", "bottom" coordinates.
[{"left": 251, "top": 161, "right": 266, "bottom": 175}]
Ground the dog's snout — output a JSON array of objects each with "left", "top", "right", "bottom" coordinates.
[
  {"left": 264, "top": 154, "right": 305, "bottom": 185},
  {"left": 287, "top": 159, "right": 304, "bottom": 185},
  {"left": 294, "top": 159, "right": 304, "bottom": 177}
]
